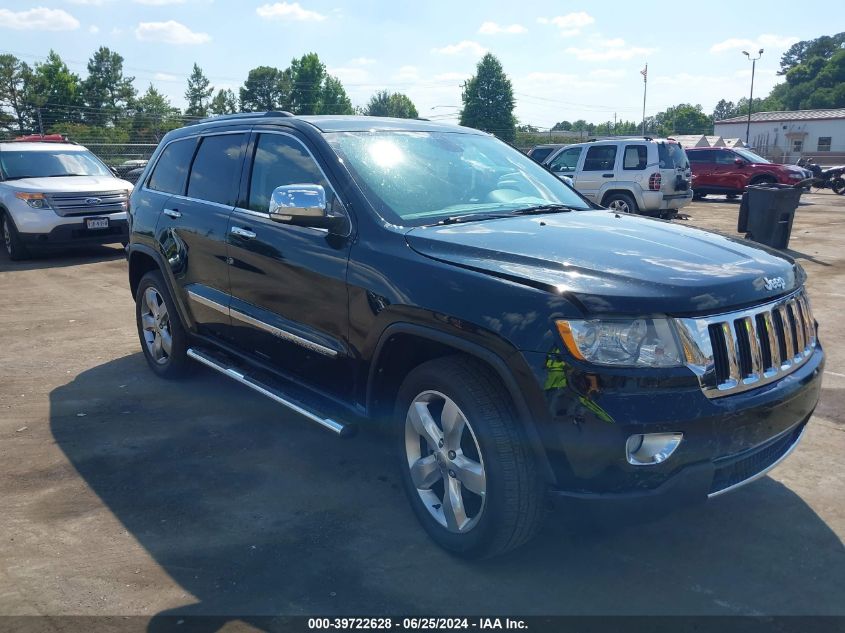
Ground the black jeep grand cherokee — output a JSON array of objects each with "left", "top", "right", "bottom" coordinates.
[{"left": 127, "top": 113, "right": 823, "bottom": 558}]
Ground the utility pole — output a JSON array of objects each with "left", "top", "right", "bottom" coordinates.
[
  {"left": 742, "top": 49, "right": 763, "bottom": 145},
  {"left": 640, "top": 64, "right": 648, "bottom": 135}
]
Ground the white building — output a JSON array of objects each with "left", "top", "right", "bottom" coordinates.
[{"left": 714, "top": 108, "right": 845, "bottom": 164}]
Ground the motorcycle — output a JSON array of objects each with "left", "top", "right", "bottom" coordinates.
[{"left": 803, "top": 162, "right": 845, "bottom": 194}]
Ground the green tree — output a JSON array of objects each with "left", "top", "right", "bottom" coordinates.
[
  {"left": 239, "top": 66, "right": 290, "bottom": 112},
  {"left": 289, "top": 53, "right": 326, "bottom": 115},
  {"left": 30, "top": 50, "right": 83, "bottom": 129},
  {"left": 459, "top": 53, "right": 516, "bottom": 142},
  {"left": 648, "top": 103, "right": 713, "bottom": 136},
  {"left": 364, "top": 90, "right": 418, "bottom": 118},
  {"left": 551, "top": 120, "right": 572, "bottom": 131},
  {"left": 320, "top": 75, "right": 353, "bottom": 114},
  {"left": 779, "top": 32, "right": 845, "bottom": 75},
  {"left": 712, "top": 99, "right": 739, "bottom": 121},
  {"left": 0, "top": 55, "right": 34, "bottom": 134},
  {"left": 132, "top": 84, "right": 181, "bottom": 141},
  {"left": 184, "top": 63, "right": 213, "bottom": 118},
  {"left": 81, "top": 47, "right": 135, "bottom": 126},
  {"left": 209, "top": 88, "right": 238, "bottom": 115}
]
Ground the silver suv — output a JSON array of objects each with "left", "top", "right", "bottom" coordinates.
[
  {"left": 0, "top": 138, "right": 133, "bottom": 260},
  {"left": 543, "top": 137, "right": 693, "bottom": 217}
]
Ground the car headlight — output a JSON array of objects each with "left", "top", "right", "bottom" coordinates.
[
  {"left": 556, "top": 318, "right": 684, "bottom": 367},
  {"left": 14, "top": 192, "right": 50, "bottom": 209}
]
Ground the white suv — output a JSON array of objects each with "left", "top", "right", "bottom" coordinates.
[
  {"left": 0, "top": 138, "right": 133, "bottom": 260},
  {"left": 543, "top": 137, "right": 693, "bottom": 217}
]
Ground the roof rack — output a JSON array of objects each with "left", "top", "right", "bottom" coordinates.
[{"left": 194, "top": 111, "right": 295, "bottom": 125}]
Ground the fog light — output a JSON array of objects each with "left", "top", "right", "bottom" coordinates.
[{"left": 626, "top": 432, "right": 683, "bottom": 466}]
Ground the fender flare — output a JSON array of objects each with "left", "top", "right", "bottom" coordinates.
[
  {"left": 367, "top": 322, "right": 555, "bottom": 483},
  {"left": 127, "top": 243, "right": 195, "bottom": 331}
]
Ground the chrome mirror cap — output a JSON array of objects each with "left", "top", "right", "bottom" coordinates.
[{"left": 269, "top": 184, "right": 327, "bottom": 221}]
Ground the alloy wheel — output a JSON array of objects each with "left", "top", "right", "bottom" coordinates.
[
  {"left": 404, "top": 391, "right": 487, "bottom": 533},
  {"left": 608, "top": 199, "right": 631, "bottom": 213},
  {"left": 3, "top": 217, "right": 11, "bottom": 256},
  {"left": 140, "top": 287, "right": 172, "bottom": 365}
]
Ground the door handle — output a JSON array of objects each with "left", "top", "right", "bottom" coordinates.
[
  {"left": 602, "top": 173, "right": 614, "bottom": 178},
  {"left": 163, "top": 208, "right": 181, "bottom": 218},
  {"left": 230, "top": 226, "right": 256, "bottom": 239}
]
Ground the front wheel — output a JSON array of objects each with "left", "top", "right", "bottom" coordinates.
[
  {"left": 832, "top": 178, "right": 845, "bottom": 195},
  {"left": 135, "top": 270, "right": 193, "bottom": 378},
  {"left": 2, "top": 212, "right": 30, "bottom": 261},
  {"left": 396, "top": 356, "right": 545, "bottom": 558}
]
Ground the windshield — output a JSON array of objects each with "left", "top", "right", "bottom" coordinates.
[
  {"left": 0, "top": 148, "right": 112, "bottom": 179},
  {"left": 325, "top": 131, "right": 591, "bottom": 226},
  {"left": 735, "top": 148, "right": 770, "bottom": 164}
]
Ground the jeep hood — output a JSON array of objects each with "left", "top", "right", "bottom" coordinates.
[
  {"left": 3, "top": 176, "right": 133, "bottom": 192},
  {"left": 404, "top": 210, "right": 801, "bottom": 315}
]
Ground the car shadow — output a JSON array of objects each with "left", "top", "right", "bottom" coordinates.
[
  {"left": 0, "top": 244, "right": 125, "bottom": 272},
  {"left": 49, "top": 354, "right": 845, "bottom": 628}
]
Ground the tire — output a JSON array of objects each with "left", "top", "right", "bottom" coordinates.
[
  {"left": 832, "top": 178, "right": 845, "bottom": 195},
  {"left": 693, "top": 192, "right": 706, "bottom": 200},
  {"left": 135, "top": 270, "right": 193, "bottom": 378},
  {"left": 395, "top": 355, "right": 545, "bottom": 559},
  {"left": 725, "top": 193, "right": 739, "bottom": 200},
  {"left": 603, "top": 192, "right": 638, "bottom": 214},
  {"left": 2, "top": 212, "right": 30, "bottom": 261},
  {"left": 750, "top": 176, "right": 776, "bottom": 187}
]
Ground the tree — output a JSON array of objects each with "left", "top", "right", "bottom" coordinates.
[
  {"left": 81, "top": 47, "right": 135, "bottom": 126},
  {"left": 459, "top": 53, "right": 516, "bottom": 142},
  {"left": 0, "top": 55, "right": 34, "bottom": 134},
  {"left": 30, "top": 50, "right": 82, "bottom": 129},
  {"left": 289, "top": 53, "right": 326, "bottom": 115},
  {"left": 779, "top": 32, "right": 845, "bottom": 75},
  {"left": 364, "top": 90, "right": 418, "bottom": 118},
  {"left": 239, "top": 66, "right": 290, "bottom": 112},
  {"left": 551, "top": 120, "right": 572, "bottom": 131},
  {"left": 320, "top": 75, "right": 353, "bottom": 114},
  {"left": 712, "top": 99, "right": 738, "bottom": 121},
  {"left": 132, "top": 85, "right": 181, "bottom": 141},
  {"left": 648, "top": 103, "right": 712, "bottom": 136},
  {"left": 209, "top": 88, "right": 238, "bottom": 115},
  {"left": 184, "top": 63, "right": 213, "bottom": 118}
]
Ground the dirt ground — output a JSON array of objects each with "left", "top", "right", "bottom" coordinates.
[{"left": 0, "top": 192, "right": 843, "bottom": 621}]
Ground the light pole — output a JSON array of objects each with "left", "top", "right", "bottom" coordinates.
[{"left": 742, "top": 49, "right": 763, "bottom": 145}]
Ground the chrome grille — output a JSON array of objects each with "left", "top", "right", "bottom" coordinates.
[
  {"left": 46, "top": 190, "right": 128, "bottom": 217},
  {"left": 675, "top": 289, "right": 817, "bottom": 398}
]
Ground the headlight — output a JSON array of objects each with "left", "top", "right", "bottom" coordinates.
[
  {"left": 556, "top": 318, "right": 684, "bottom": 367},
  {"left": 14, "top": 192, "right": 49, "bottom": 209}
]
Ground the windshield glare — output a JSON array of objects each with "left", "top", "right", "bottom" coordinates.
[
  {"left": 0, "top": 149, "right": 112, "bottom": 179},
  {"left": 735, "top": 148, "right": 769, "bottom": 164},
  {"left": 325, "top": 131, "right": 591, "bottom": 225}
]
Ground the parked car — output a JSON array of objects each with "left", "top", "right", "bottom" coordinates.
[
  {"left": 0, "top": 138, "right": 133, "bottom": 260},
  {"left": 543, "top": 137, "right": 693, "bottom": 217},
  {"left": 127, "top": 113, "right": 823, "bottom": 558},
  {"left": 526, "top": 143, "right": 566, "bottom": 163},
  {"left": 687, "top": 147, "right": 808, "bottom": 198}
]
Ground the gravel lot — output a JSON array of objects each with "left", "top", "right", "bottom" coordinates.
[{"left": 1, "top": 193, "right": 843, "bottom": 620}]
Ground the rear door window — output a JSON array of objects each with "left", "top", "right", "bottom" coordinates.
[
  {"left": 147, "top": 138, "right": 197, "bottom": 194},
  {"left": 582, "top": 145, "right": 617, "bottom": 171},
  {"left": 623, "top": 145, "right": 647, "bottom": 170},
  {"left": 187, "top": 133, "right": 247, "bottom": 206}
]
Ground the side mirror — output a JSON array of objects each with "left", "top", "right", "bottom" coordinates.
[
  {"left": 268, "top": 184, "right": 345, "bottom": 232},
  {"left": 109, "top": 166, "right": 120, "bottom": 177},
  {"left": 734, "top": 158, "right": 745, "bottom": 166}
]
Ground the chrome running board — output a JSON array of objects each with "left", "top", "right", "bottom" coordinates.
[{"left": 187, "top": 347, "right": 355, "bottom": 437}]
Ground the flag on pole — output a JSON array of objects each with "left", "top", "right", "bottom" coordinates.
[{"left": 640, "top": 65, "right": 648, "bottom": 82}]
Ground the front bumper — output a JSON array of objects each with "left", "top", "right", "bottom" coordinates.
[
  {"left": 19, "top": 218, "right": 129, "bottom": 247},
  {"left": 521, "top": 344, "right": 824, "bottom": 503}
]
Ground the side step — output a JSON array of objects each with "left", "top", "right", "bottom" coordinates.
[{"left": 186, "top": 347, "right": 356, "bottom": 437}]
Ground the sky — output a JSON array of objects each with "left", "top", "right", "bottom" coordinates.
[{"left": 0, "top": 1, "right": 841, "bottom": 127}]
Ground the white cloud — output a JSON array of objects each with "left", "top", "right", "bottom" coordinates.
[
  {"left": 256, "top": 2, "right": 326, "bottom": 21},
  {"left": 478, "top": 21, "right": 526, "bottom": 35},
  {"left": 133, "top": 0, "right": 186, "bottom": 4},
  {"left": 0, "top": 7, "right": 80, "bottom": 31},
  {"left": 564, "top": 40, "right": 655, "bottom": 62},
  {"left": 393, "top": 65, "right": 419, "bottom": 81},
  {"left": 135, "top": 20, "right": 211, "bottom": 44},
  {"left": 327, "top": 67, "right": 368, "bottom": 84},
  {"left": 710, "top": 34, "right": 798, "bottom": 53},
  {"left": 349, "top": 57, "right": 376, "bottom": 66},
  {"left": 89, "top": 24, "right": 100, "bottom": 33},
  {"left": 67, "top": 0, "right": 111, "bottom": 4},
  {"left": 431, "top": 40, "right": 486, "bottom": 56},
  {"left": 537, "top": 12, "right": 594, "bottom": 37},
  {"left": 590, "top": 68, "right": 626, "bottom": 78},
  {"left": 153, "top": 72, "right": 179, "bottom": 81},
  {"left": 434, "top": 72, "right": 466, "bottom": 82}
]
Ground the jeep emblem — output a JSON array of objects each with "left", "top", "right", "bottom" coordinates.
[
  {"left": 763, "top": 276, "right": 786, "bottom": 291},
  {"left": 85, "top": 197, "right": 102, "bottom": 206}
]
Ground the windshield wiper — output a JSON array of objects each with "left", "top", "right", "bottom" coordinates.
[
  {"left": 509, "top": 203, "right": 580, "bottom": 215},
  {"left": 43, "top": 173, "right": 93, "bottom": 177},
  {"left": 437, "top": 212, "right": 515, "bottom": 225},
  {"left": 3, "top": 175, "right": 39, "bottom": 181}
]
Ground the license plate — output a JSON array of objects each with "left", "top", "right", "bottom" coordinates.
[{"left": 86, "top": 217, "right": 109, "bottom": 230}]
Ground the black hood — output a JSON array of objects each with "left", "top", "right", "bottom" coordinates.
[{"left": 405, "top": 211, "right": 802, "bottom": 315}]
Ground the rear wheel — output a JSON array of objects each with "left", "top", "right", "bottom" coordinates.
[
  {"left": 135, "top": 270, "right": 192, "bottom": 378},
  {"left": 2, "top": 212, "right": 30, "bottom": 261},
  {"left": 395, "top": 356, "right": 545, "bottom": 558},
  {"left": 603, "top": 192, "right": 638, "bottom": 214},
  {"left": 832, "top": 178, "right": 845, "bottom": 195}
]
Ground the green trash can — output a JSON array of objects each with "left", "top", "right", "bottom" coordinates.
[{"left": 738, "top": 183, "right": 802, "bottom": 249}]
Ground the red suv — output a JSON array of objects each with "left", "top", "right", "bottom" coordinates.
[{"left": 687, "top": 147, "right": 808, "bottom": 198}]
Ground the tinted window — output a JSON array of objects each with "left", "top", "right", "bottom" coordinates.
[
  {"left": 582, "top": 145, "right": 617, "bottom": 171},
  {"left": 623, "top": 145, "right": 647, "bottom": 170},
  {"left": 248, "top": 133, "right": 338, "bottom": 214},
  {"left": 714, "top": 150, "right": 737, "bottom": 165},
  {"left": 148, "top": 138, "right": 196, "bottom": 194},
  {"left": 548, "top": 147, "right": 582, "bottom": 173},
  {"left": 687, "top": 150, "right": 713, "bottom": 163},
  {"left": 186, "top": 134, "right": 246, "bottom": 205},
  {"left": 529, "top": 147, "right": 554, "bottom": 162}
]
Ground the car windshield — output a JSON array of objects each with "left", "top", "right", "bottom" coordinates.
[
  {"left": 0, "top": 148, "right": 112, "bottom": 179},
  {"left": 325, "top": 131, "right": 591, "bottom": 226},
  {"left": 735, "top": 148, "right": 770, "bottom": 164}
]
